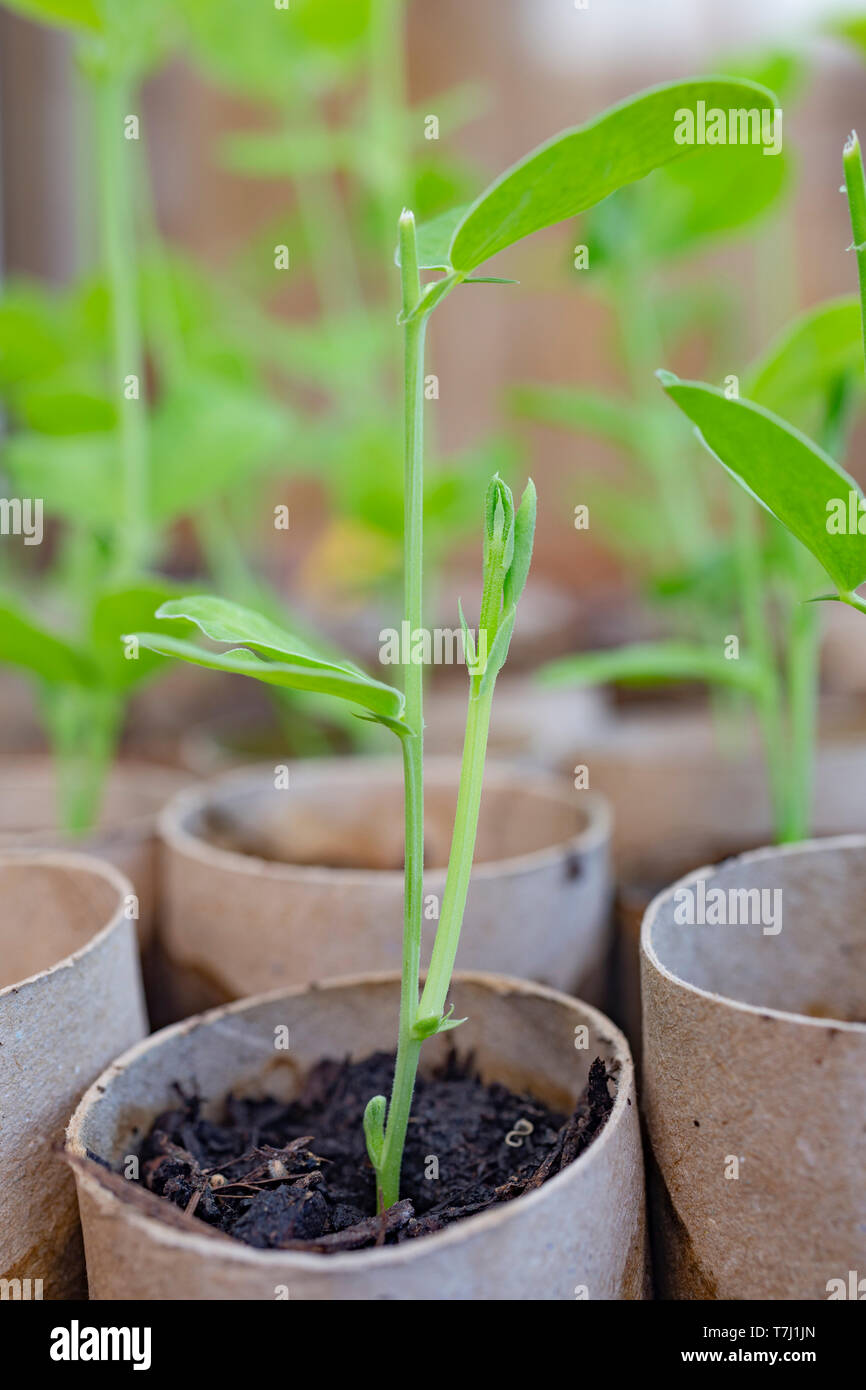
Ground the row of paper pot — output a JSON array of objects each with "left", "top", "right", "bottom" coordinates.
[{"left": 0, "top": 733, "right": 863, "bottom": 1301}]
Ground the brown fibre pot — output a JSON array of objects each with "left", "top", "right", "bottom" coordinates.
[
  {"left": 66, "top": 972, "right": 647, "bottom": 1300},
  {"left": 0, "top": 851, "right": 148, "bottom": 1301},
  {"left": 563, "top": 704, "right": 866, "bottom": 1056},
  {"left": 155, "top": 757, "right": 612, "bottom": 1021},
  {"left": 641, "top": 836, "right": 866, "bottom": 1300},
  {"left": 0, "top": 757, "right": 193, "bottom": 952}
]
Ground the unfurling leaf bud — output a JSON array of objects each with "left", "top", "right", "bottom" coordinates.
[
  {"left": 503, "top": 477, "right": 536, "bottom": 609},
  {"left": 363, "top": 1094, "right": 386, "bottom": 1171}
]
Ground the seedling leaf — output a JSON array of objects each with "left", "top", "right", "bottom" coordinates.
[
  {"left": 135, "top": 595, "right": 406, "bottom": 722},
  {"left": 658, "top": 373, "right": 866, "bottom": 594},
  {"left": 540, "top": 639, "right": 766, "bottom": 693},
  {"left": 478, "top": 605, "right": 516, "bottom": 694},
  {"left": 363, "top": 1095, "right": 386, "bottom": 1171},
  {"left": 745, "top": 295, "right": 863, "bottom": 418},
  {"left": 503, "top": 478, "right": 537, "bottom": 609},
  {"left": 90, "top": 580, "right": 190, "bottom": 692},
  {"left": 154, "top": 595, "right": 363, "bottom": 670},
  {"left": 133, "top": 634, "right": 405, "bottom": 720},
  {"left": 447, "top": 78, "right": 778, "bottom": 272},
  {"left": 0, "top": 593, "right": 97, "bottom": 686}
]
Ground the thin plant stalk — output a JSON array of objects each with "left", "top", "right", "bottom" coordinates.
[
  {"left": 731, "top": 485, "right": 788, "bottom": 836},
  {"left": 42, "top": 686, "right": 122, "bottom": 834},
  {"left": 373, "top": 210, "right": 427, "bottom": 1211},
  {"left": 416, "top": 678, "right": 494, "bottom": 1023},
  {"left": 45, "top": 62, "right": 150, "bottom": 832},
  {"left": 776, "top": 371, "right": 857, "bottom": 841},
  {"left": 612, "top": 251, "right": 711, "bottom": 569},
  {"left": 782, "top": 376, "right": 858, "bottom": 840},
  {"left": 94, "top": 70, "right": 149, "bottom": 577},
  {"left": 843, "top": 131, "right": 866, "bottom": 380},
  {"left": 784, "top": 584, "right": 818, "bottom": 841},
  {"left": 368, "top": 0, "right": 409, "bottom": 269}
]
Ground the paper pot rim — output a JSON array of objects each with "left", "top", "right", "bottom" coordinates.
[
  {"left": 0, "top": 848, "right": 135, "bottom": 999},
  {"left": 641, "top": 832, "right": 866, "bottom": 1034},
  {"left": 66, "top": 969, "right": 634, "bottom": 1275},
  {"left": 158, "top": 756, "right": 611, "bottom": 886}
]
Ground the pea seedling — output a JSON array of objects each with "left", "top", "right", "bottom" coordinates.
[
  {"left": 542, "top": 284, "right": 865, "bottom": 842},
  {"left": 133, "top": 78, "right": 779, "bottom": 1208},
  {"left": 642, "top": 131, "right": 866, "bottom": 837}
]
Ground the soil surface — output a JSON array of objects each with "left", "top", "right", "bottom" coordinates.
[{"left": 136, "top": 1049, "right": 614, "bottom": 1252}]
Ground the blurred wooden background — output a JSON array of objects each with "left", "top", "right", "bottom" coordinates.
[{"left": 3, "top": 0, "right": 866, "bottom": 596}]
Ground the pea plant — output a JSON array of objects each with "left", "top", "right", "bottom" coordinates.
[
  {"left": 0, "top": 0, "right": 358, "bottom": 815},
  {"left": 543, "top": 129, "right": 866, "bottom": 846},
  {"left": 651, "top": 130, "right": 866, "bottom": 714},
  {"left": 133, "top": 77, "right": 779, "bottom": 1209},
  {"left": 180, "top": 0, "right": 500, "bottom": 615},
  {"left": 512, "top": 52, "right": 797, "bottom": 595},
  {"left": 0, "top": 0, "right": 197, "bottom": 829},
  {"left": 512, "top": 53, "right": 813, "bottom": 741}
]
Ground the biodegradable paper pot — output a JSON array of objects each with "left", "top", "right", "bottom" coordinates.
[
  {"left": 0, "top": 757, "right": 193, "bottom": 950},
  {"left": 157, "top": 758, "right": 611, "bottom": 1019},
  {"left": 641, "top": 837, "right": 866, "bottom": 1300},
  {"left": 0, "top": 851, "right": 147, "bottom": 1301},
  {"left": 67, "top": 972, "right": 646, "bottom": 1300},
  {"left": 564, "top": 707, "right": 866, "bottom": 1053}
]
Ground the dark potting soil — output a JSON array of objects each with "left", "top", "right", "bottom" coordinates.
[{"left": 136, "top": 1050, "right": 614, "bottom": 1253}]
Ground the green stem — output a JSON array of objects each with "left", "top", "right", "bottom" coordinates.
[
  {"left": 843, "top": 131, "right": 866, "bottom": 381},
  {"left": 612, "top": 253, "right": 711, "bottom": 570},
  {"left": 368, "top": 0, "right": 408, "bottom": 270},
  {"left": 42, "top": 686, "right": 122, "bottom": 834},
  {"left": 94, "top": 70, "right": 149, "bottom": 576},
  {"left": 417, "top": 685, "right": 493, "bottom": 1021},
  {"left": 376, "top": 212, "right": 426, "bottom": 1211},
  {"left": 294, "top": 166, "right": 363, "bottom": 319},
  {"left": 779, "top": 376, "right": 854, "bottom": 840},
  {"left": 782, "top": 586, "right": 818, "bottom": 842},
  {"left": 731, "top": 486, "right": 787, "bottom": 838}
]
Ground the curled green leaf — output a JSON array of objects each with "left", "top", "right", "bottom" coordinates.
[
  {"left": 363, "top": 1095, "right": 386, "bottom": 1171},
  {"left": 132, "top": 594, "right": 406, "bottom": 723},
  {"left": 503, "top": 478, "right": 537, "bottom": 610}
]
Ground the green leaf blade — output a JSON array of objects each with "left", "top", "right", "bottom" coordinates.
[
  {"left": 0, "top": 594, "right": 97, "bottom": 687},
  {"left": 448, "top": 77, "right": 778, "bottom": 272},
  {"left": 90, "top": 580, "right": 189, "bottom": 692},
  {"left": 154, "top": 595, "right": 363, "bottom": 671},
  {"left": 134, "top": 595, "right": 405, "bottom": 723},
  {"left": 133, "top": 633, "right": 406, "bottom": 721},
  {"left": 745, "top": 295, "right": 864, "bottom": 419},
  {"left": 659, "top": 374, "right": 866, "bottom": 594},
  {"left": 540, "top": 640, "right": 765, "bottom": 693}
]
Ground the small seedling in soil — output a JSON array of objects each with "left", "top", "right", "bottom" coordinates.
[{"left": 133, "top": 77, "right": 779, "bottom": 1238}]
